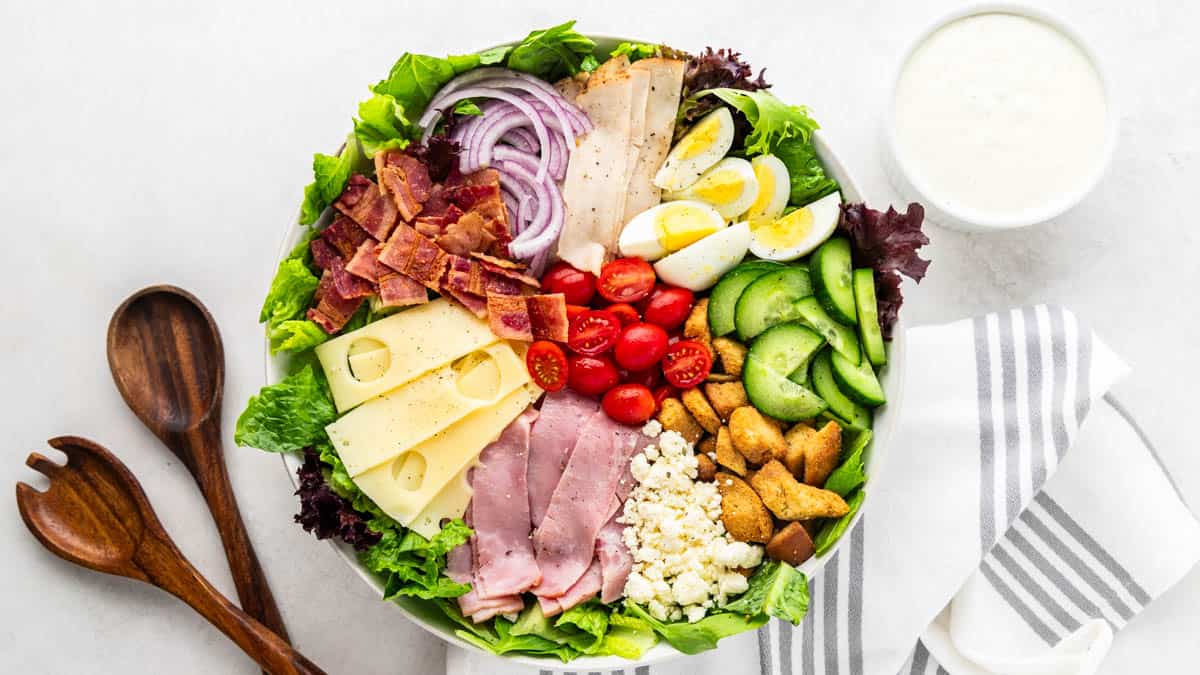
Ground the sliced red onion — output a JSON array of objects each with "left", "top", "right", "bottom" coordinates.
[
  {"left": 434, "top": 67, "right": 590, "bottom": 132},
  {"left": 515, "top": 193, "right": 534, "bottom": 233},
  {"left": 496, "top": 153, "right": 564, "bottom": 260},
  {"left": 502, "top": 127, "right": 539, "bottom": 154},
  {"left": 418, "top": 86, "right": 550, "bottom": 181}
]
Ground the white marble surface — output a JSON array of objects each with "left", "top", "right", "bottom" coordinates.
[{"left": 2, "top": 1, "right": 1196, "bottom": 672}]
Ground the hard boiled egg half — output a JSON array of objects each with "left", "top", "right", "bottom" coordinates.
[
  {"left": 748, "top": 192, "right": 842, "bottom": 261},
  {"left": 666, "top": 157, "right": 759, "bottom": 220},
  {"left": 741, "top": 154, "right": 790, "bottom": 224},
  {"left": 618, "top": 200, "right": 726, "bottom": 261},
  {"left": 654, "top": 221, "right": 751, "bottom": 291},
  {"left": 653, "top": 107, "right": 735, "bottom": 192}
]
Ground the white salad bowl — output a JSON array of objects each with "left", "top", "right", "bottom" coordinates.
[{"left": 266, "top": 34, "right": 905, "bottom": 671}]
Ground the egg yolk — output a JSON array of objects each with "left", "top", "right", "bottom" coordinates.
[
  {"left": 655, "top": 204, "right": 721, "bottom": 251},
  {"left": 746, "top": 164, "right": 777, "bottom": 218},
  {"left": 752, "top": 208, "right": 813, "bottom": 250},
  {"left": 677, "top": 114, "right": 721, "bottom": 160},
  {"left": 690, "top": 170, "right": 745, "bottom": 205}
]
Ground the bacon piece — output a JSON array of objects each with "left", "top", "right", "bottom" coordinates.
[
  {"left": 458, "top": 170, "right": 512, "bottom": 250},
  {"left": 443, "top": 286, "right": 488, "bottom": 318},
  {"left": 375, "top": 150, "right": 433, "bottom": 222},
  {"left": 334, "top": 174, "right": 399, "bottom": 241},
  {"left": 422, "top": 183, "right": 451, "bottom": 219},
  {"left": 484, "top": 273, "right": 524, "bottom": 297},
  {"left": 310, "top": 238, "right": 341, "bottom": 271},
  {"left": 414, "top": 204, "right": 464, "bottom": 238},
  {"left": 486, "top": 293, "right": 533, "bottom": 341},
  {"left": 378, "top": 273, "right": 427, "bottom": 307},
  {"left": 469, "top": 252, "right": 527, "bottom": 272},
  {"left": 308, "top": 287, "right": 364, "bottom": 334},
  {"left": 313, "top": 270, "right": 334, "bottom": 303},
  {"left": 527, "top": 294, "right": 569, "bottom": 342},
  {"left": 438, "top": 211, "right": 497, "bottom": 256},
  {"left": 442, "top": 255, "right": 473, "bottom": 297},
  {"left": 378, "top": 223, "right": 448, "bottom": 290},
  {"left": 345, "top": 239, "right": 387, "bottom": 282},
  {"left": 329, "top": 256, "right": 374, "bottom": 299},
  {"left": 322, "top": 215, "right": 370, "bottom": 260},
  {"left": 477, "top": 258, "right": 541, "bottom": 289}
]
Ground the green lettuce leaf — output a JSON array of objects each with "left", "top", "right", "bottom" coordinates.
[
  {"left": 233, "top": 365, "right": 336, "bottom": 452},
  {"left": 259, "top": 258, "right": 319, "bottom": 328},
  {"left": 353, "top": 93, "right": 413, "bottom": 158},
  {"left": 373, "top": 53, "right": 458, "bottom": 116},
  {"left": 774, "top": 136, "right": 841, "bottom": 206},
  {"left": 706, "top": 88, "right": 820, "bottom": 157},
  {"left": 268, "top": 319, "right": 328, "bottom": 354},
  {"left": 362, "top": 519, "right": 473, "bottom": 600},
  {"left": 610, "top": 41, "right": 660, "bottom": 62},
  {"left": 505, "top": 20, "right": 597, "bottom": 81},
  {"left": 598, "top": 613, "right": 658, "bottom": 659},
  {"left": 824, "top": 428, "right": 872, "bottom": 497},
  {"left": 452, "top": 99, "right": 483, "bottom": 116},
  {"left": 815, "top": 490, "right": 865, "bottom": 555},
  {"left": 623, "top": 602, "right": 767, "bottom": 655},
  {"left": 724, "top": 560, "right": 810, "bottom": 625},
  {"left": 555, "top": 601, "right": 609, "bottom": 653},
  {"left": 445, "top": 604, "right": 580, "bottom": 662},
  {"left": 299, "top": 136, "right": 364, "bottom": 226}
]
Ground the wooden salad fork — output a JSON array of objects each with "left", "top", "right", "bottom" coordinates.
[{"left": 15, "top": 436, "right": 327, "bottom": 675}]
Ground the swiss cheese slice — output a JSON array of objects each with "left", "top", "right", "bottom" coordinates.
[
  {"left": 315, "top": 298, "right": 498, "bottom": 412},
  {"left": 327, "top": 341, "right": 534, "bottom": 476},
  {"left": 350, "top": 384, "right": 538, "bottom": 532}
]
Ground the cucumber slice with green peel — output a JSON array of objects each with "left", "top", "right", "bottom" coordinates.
[
  {"left": 831, "top": 349, "right": 886, "bottom": 406},
  {"left": 854, "top": 269, "right": 887, "bottom": 367},
  {"left": 748, "top": 322, "right": 825, "bottom": 376},
  {"left": 743, "top": 354, "right": 828, "bottom": 421},
  {"left": 811, "top": 350, "right": 872, "bottom": 430},
  {"left": 733, "top": 267, "right": 813, "bottom": 341},
  {"left": 811, "top": 237, "right": 858, "bottom": 325},
  {"left": 707, "top": 261, "right": 783, "bottom": 336},
  {"left": 795, "top": 297, "right": 861, "bottom": 364},
  {"left": 787, "top": 357, "right": 814, "bottom": 389}
]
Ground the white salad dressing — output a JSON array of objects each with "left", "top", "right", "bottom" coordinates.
[{"left": 893, "top": 13, "right": 1109, "bottom": 221}]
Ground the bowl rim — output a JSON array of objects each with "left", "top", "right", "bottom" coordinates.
[
  {"left": 883, "top": 2, "right": 1119, "bottom": 231},
  {"left": 262, "top": 34, "right": 906, "bottom": 670}
]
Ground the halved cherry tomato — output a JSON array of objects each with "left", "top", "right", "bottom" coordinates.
[
  {"left": 567, "top": 354, "right": 620, "bottom": 396},
  {"left": 525, "top": 340, "right": 568, "bottom": 391},
  {"left": 602, "top": 384, "right": 657, "bottom": 425},
  {"left": 606, "top": 303, "right": 641, "bottom": 327},
  {"left": 613, "top": 322, "right": 669, "bottom": 372},
  {"left": 565, "top": 304, "right": 589, "bottom": 326},
  {"left": 652, "top": 385, "right": 677, "bottom": 411},
  {"left": 597, "top": 257, "right": 656, "bottom": 303},
  {"left": 542, "top": 262, "right": 596, "bottom": 305},
  {"left": 625, "top": 367, "right": 663, "bottom": 390},
  {"left": 662, "top": 339, "right": 713, "bottom": 388},
  {"left": 567, "top": 309, "right": 621, "bottom": 355},
  {"left": 642, "top": 287, "right": 695, "bottom": 331}
]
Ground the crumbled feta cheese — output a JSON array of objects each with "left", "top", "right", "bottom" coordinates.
[
  {"left": 618, "top": 429, "right": 766, "bottom": 622},
  {"left": 642, "top": 419, "right": 663, "bottom": 437}
]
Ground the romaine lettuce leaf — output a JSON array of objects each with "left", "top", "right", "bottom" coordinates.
[
  {"left": 505, "top": 20, "right": 597, "bottom": 81},
  {"left": 259, "top": 258, "right": 319, "bottom": 329},
  {"left": 233, "top": 364, "right": 336, "bottom": 453},
  {"left": 353, "top": 93, "right": 413, "bottom": 158},
  {"left": 824, "top": 428, "right": 872, "bottom": 497},
  {"left": 598, "top": 613, "right": 658, "bottom": 659},
  {"left": 445, "top": 604, "right": 581, "bottom": 662},
  {"left": 299, "top": 136, "right": 364, "bottom": 226},
  {"left": 364, "top": 519, "right": 473, "bottom": 600},
  {"left": 623, "top": 602, "right": 767, "bottom": 655},
  {"left": 555, "top": 601, "right": 610, "bottom": 653},
  {"left": 815, "top": 490, "right": 865, "bottom": 555},
  {"left": 373, "top": 53, "right": 458, "bottom": 116},
  {"left": 773, "top": 136, "right": 841, "bottom": 206},
  {"left": 706, "top": 88, "right": 819, "bottom": 157},
  {"left": 724, "top": 560, "right": 810, "bottom": 625},
  {"left": 610, "top": 41, "right": 660, "bottom": 62},
  {"left": 268, "top": 319, "right": 328, "bottom": 354}
]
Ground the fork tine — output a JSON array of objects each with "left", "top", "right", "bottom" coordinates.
[
  {"left": 26, "top": 452, "right": 63, "bottom": 478},
  {"left": 48, "top": 436, "right": 96, "bottom": 466}
]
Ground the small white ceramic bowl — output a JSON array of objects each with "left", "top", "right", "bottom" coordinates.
[
  {"left": 265, "top": 35, "right": 905, "bottom": 671},
  {"left": 883, "top": 3, "right": 1118, "bottom": 232}
]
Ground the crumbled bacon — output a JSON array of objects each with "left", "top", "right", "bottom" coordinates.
[
  {"left": 378, "top": 273, "right": 428, "bottom": 307},
  {"left": 328, "top": 257, "right": 374, "bottom": 299},
  {"left": 310, "top": 238, "right": 342, "bottom": 271},
  {"left": 378, "top": 223, "right": 448, "bottom": 290},
  {"left": 438, "top": 211, "right": 497, "bottom": 256},
  {"left": 322, "top": 215, "right": 370, "bottom": 260},
  {"left": 345, "top": 240, "right": 387, "bottom": 283},
  {"left": 527, "top": 294, "right": 569, "bottom": 342},
  {"left": 487, "top": 293, "right": 533, "bottom": 341},
  {"left": 375, "top": 150, "right": 433, "bottom": 222},
  {"left": 334, "top": 174, "right": 399, "bottom": 241}
]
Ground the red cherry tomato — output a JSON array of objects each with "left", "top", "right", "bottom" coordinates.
[
  {"left": 597, "top": 258, "right": 656, "bottom": 303},
  {"left": 662, "top": 339, "right": 713, "bottom": 388},
  {"left": 606, "top": 303, "right": 641, "bottom": 327},
  {"left": 525, "top": 340, "right": 568, "bottom": 392},
  {"left": 613, "top": 322, "right": 669, "bottom": 372},
  {"left": 565, "top": 304, "right": 588, "bottom": 326},
  {"left": 567, "top": 310, "right": 621, "bottom": 355},
  {"left": 602, "top": 384, "right": 657, "bottom": 425},
  {"left": 624, "top": 367, "right": 663, "bottom": 390},
  {"left": 652, "top": 385, "right": 677, "bottom": 411},
  {"left": 542, "top": 262, "right": 596, "bottom": 305},
  {"left": 642, "top": 287, "right": 695, "bottom": 331},
  {"left": 567, "top": 354, "right": 620, "bottom": 397}
]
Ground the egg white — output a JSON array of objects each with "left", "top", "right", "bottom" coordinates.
[
  {"left": 654, "top": 221, "right": 751, "bottom": 291},
  {"left": 653, "top": 107, "right": 735, "bottom": 192},
  {"left": 748, "top": 192, "right": 842, "bottom": 261},
  {"left": 667, "top": 157, "right": 759, "bottom": 220},
  {"left": 741, "top": 154, "right": 790, "bottom": 223},
  {"left": 618, "top": 201, "right": 726, "bottom": 261}
]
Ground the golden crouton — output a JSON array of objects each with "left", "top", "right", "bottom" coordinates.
[
  {"left": 704, "top": 381, "right": 749, "bottom": 421},
  {"left": 766, "top": 521, "right": 816, "bottom": 566},
  {"left": 697, "top": 435, "right": 716, "bottom": 456},
  {"left": 783, "top": 423, "right": 817, "bottom": 477},
  {"left": 715, "top": 426, "right": 747, "bottom": 476},
  {"left": 711, "top": 337, "right": 748, "bottom": 377},
  {"left": 729, "top": 406, "right": 787, "bottom": 466},
  {"left": 657, "top": 398, "right": 704, "bottom": 444},
  {"left": 716, "top": 472, "right": 774, "bottom": 543},
  {"left": 696, "top": 453, "right": 717, "bottom": 482},
  {"left": 749, "top": 460, "right": 850, "bottom": 520},
  {"left": 705, "top": 373, "right": 739, "bottom": 383},
  {"left": 802, "top": 421, "right": 842, "bottom": 487},
  {"left": 683, "top": 298, "right": 713, "bottom": 353},
  {"left": 682, "top": 388, "right": 722, "bottom": 433}
]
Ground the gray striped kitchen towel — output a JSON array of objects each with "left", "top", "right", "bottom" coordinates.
[{"left": 447, "top": 306, "right": 1200, "bottom": 675}]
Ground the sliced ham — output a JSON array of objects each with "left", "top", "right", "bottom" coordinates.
[
  {"left": 596, "top": 516, "right": 633, "bottom": 603},
  {"left": 622, "top": 58, "right": 686, "bottom": 222},
  {"left": 468, "top": 595, "right": 525, "bottom": 623},
  {"left": 532, "top": 411, "right": 630, "bottom": 596},
  {"left": 335, "top": 174, "right": 399, "bottom": 241},
  {"left": 471, "top": 409, "right": 541, "bottom": 598},
  {"left": 378, "top": 273, "right": 427, "bottom": 307},
  {"left": 527, "top": 391, "right": 598, "bottom": 528},
  {"left": 540, "top": 559, "right": 602, "bottom": 617}
]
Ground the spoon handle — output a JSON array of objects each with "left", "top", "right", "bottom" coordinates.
[
  {"left": 184, "top": 423, "right": 291, "bottom": 643},
  {"left": 136, "top": 534, "right": 326, "bottom": 675}
]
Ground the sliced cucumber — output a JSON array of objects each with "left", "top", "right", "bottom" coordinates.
[
  {"left": 811, "top": 349, "right": 872, "bottom": 430},
  {"left": 748, "top": 322, "right": 825, "bottom": 376},
  {"left": 707, "top": 261, "right": 783, "bottom": 336},
  {"left": 743, "top": 354, "right": 828, "bottom": 421},
  {"left": 830, "top": 349, "right": 886, "bottom": 407},
  {"left": 795, "top": 297, "right": 861, "bottom": 365},
  {"left": 811, "top": 237, "right": 858, "bottom": 325},
  {"left": 854, "top": 269, "right": 887, "bottom": 367},
  {"left": 787, "top": 356, "right": 813, "bottom": 388},
  {"left": 733, "top": 267, "right": 813, "bottom": 341}
]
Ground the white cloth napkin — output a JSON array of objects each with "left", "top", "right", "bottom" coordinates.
[{"left": 447, "top": 305, "right": 1200, "bottom": 675}]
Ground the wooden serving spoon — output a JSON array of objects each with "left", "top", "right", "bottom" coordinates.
[
  {"left": 16, "top": 436, "right": 326, "bottom": 675},
  {"left": 106, "top": 285, "right": 289, "bottom": 647}
]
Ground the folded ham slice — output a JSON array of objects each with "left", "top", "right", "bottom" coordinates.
[
  {"left": 596, "top": 516, "right": 633, "bottom": 604},
  {"left": 539, "top": 558, "right": 602, "bottom": 617},
  {"left": 471, "top": 409, "right": 541, "bottom": 598},
  {"left": 527, "top": 391, "right": 598, "bottom": 528},
  {"left": 448, "top": 510, "right": 525, "bottom": 623}
]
